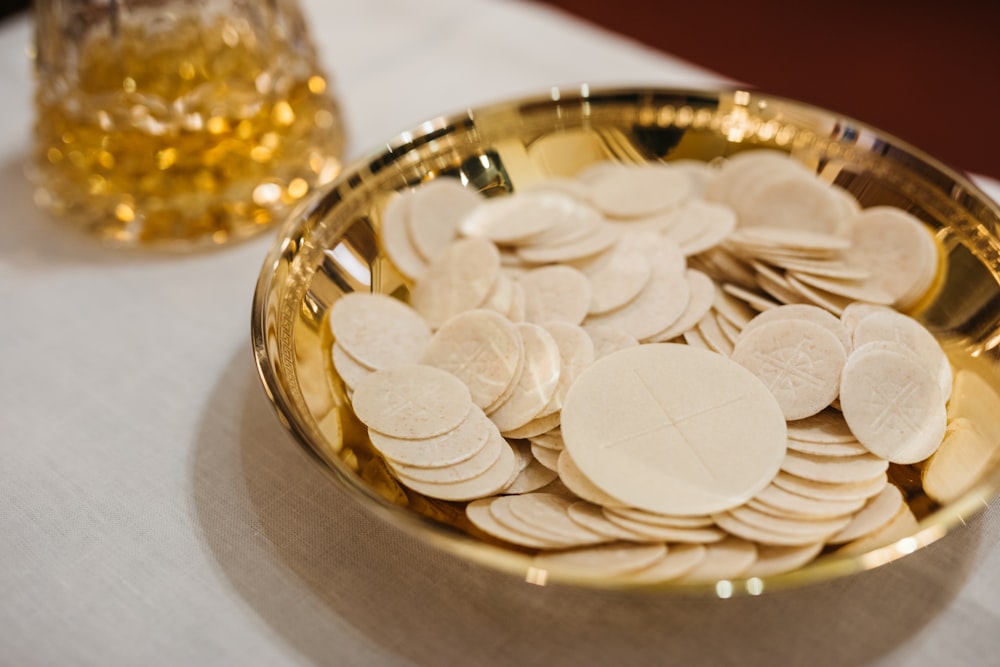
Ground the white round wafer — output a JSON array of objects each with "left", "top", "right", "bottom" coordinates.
[
  {"left": 560, "top": 344, "right": 787, "bottom": 516},
  {"left": 389, "top": 423, "right": 504, "bottom": 484},
  {"left": 722, "top": 283, "right": 781, "bottom": 312},
  {"left": 369, "top": 406, "right": 492, "bottom": 467},
  {"left": 787, "top": 271, "right": 894, "bottom": 305},
  {"left": 772, "top": 470, "right": 888, "bottom": 502},
  {"left": 584, "top": 265, "right": 691, "bottom": 341},
  {"left": 519, "top": 265, "right": 592, "bottom": 325},
  {"left": 780, "top": 449, "right": 889, "bottom": 484},
  {"left": 786, "top": 408, "right": 857, "bottom": 443},
  {"left": 751, "top": 482, "right": 866, "bottom": 519},
  {"left": 782, "top": 274, "right": 853, "bottom": 315},
  {"left": 460, "top": 190, "right": 597, "bottom": 244},
  {"left": 583, "top": 239, "right": 653, "bottom": 315},
  {"left": 840, "top": 302, "right": 894, "bottom": 337},
  {"left": 481, "top": 274, "right": 515, "bottom": 316},
  {"left": 923, "top": 418, "right": 995, "bottom": 504},
  {"left": 420, "top": 309, "right": 523, "bottom": 410},
  {"left": 353, "top": 364, "right": 472, "bottom": 439},
  {"left": 588, "top": 163, "right": 691, "bottom": 218},
  {"left": 786, "top": 437, "right": 870, "bottom": 458},
  {"left": 604, "top": 506, "right": 715, "bottom": 528},
  {"left": 745, "top": 543, "right": 824, "bottom": 578},
  {"left": 465, "top": 497, "right": 560, "bottom": 549},
  {"left": 662, "top": 200, "right": 737, "bottom": 255},
  {"left": 602, "top": 510, "right": 725, "bottom": 543},
  {"left": 845, "top": 206, "right": 938, "bottom": 309},
  {"left": 537, "top": 322, "right": 594, "bottom": 416},
  {"left": 501, "top": 411, "right": 561, "bottom": 439},
  {"left": 565, "top": 502, "right": 647, "bottom": 541},
  {"left": 739, "top": 304, "right": 851, "bottom": 354},
  {"left": 731, "top": 319, "right": 846, "bottom": 420},
  {"left": 502, "top": 493, "right": 607, "bottom": 544},
  {"left": 331, "top": 342, "right": 373, "bottom": 390},
  {"left": 695, "top": 312, "right": 734, "bottom": 356},
  {"left": 678, "top": 537, "right": 757, "bottom": 583},
  {"left": 516, "top": 223, "right": 620, "bottom": 264},
  {"left": 408, "top": 178, "right": 481, "bottom": 262},
  {"left": 648, "top": 270, "right": 717, "bottom": 342},
  {"left": 728, "top": 226, "right": 851, "bottom": 254},
  {"left": 399, "top": 437, "right": 517, "bottom": 501},
  {"left": 532, "top": 542, "right": 669, "bottom": 577},
  {"left": 836, "top": 504, "right": 918, "bottom": 557},
  {"left": 487, "top": 323, "right": 561, "bottom": 432},
  {"left": 410, "top": 237, "right": 501, "bottom": 328},
  {"left": 703, "top": 150, "right": 805, "bottom": 206},
  {"left": 827, "top": 483, "right": 905, "bottom": 544},
  {"left": 712, "top": 512, "right": 838, "bottom": 547},
  {"left": 737, "top": 175, "right": 845, "bottom": 234},
  {"left": 556, "top": 449, "right": 629, "bottom": 508},
  {"left": 713, "top": 288, "right": 756, "bottom": 328},
  {"left": 727, "top": 504, "right": 851, "bottom": 537},
  {"left": 851, "top": 310, "right": 952, "bottom": 401},
  {"left": 503, "top": 446, "right": 559, "bottom": 493},
  {"left": 839, "top": 346, "right": 947, "bottom": 464},
  {"left": 529, "top": 441, "right": 561, "bottom": 472},
  {"left": 328, "top": 292, "right": 432, "bottom": 370},
  {"left": 583, "top": 323, "right": 640, "bottom": 360},
  {"left": 627, "top": 544, "right": 708, "bottom": 582},
  {"left": 380, "top": 189, "right": 428, "bottom": 280}
]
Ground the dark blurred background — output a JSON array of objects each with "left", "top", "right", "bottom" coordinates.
[
  {"left": 6, "top": 0, "right": 997, "bottom": 180},
  {"left": 538, "top": 0, "right": 1000, "bottom": 181}
]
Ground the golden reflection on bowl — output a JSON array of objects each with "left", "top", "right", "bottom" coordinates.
[{"left": 251, "top": 86, "right": 1000, "bottom": 596}]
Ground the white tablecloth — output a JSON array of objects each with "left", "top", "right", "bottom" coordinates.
[{"left": 3, "top": 1, "right": 999, "bottom": 665}]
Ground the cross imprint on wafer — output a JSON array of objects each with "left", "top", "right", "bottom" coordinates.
[
  {"left": 596, "top": 369, "right": 748, "bottom": 480},
  {"left": 451, "top": 337, "right": 506, "bottom": 377},
  {"left": 749, "top": 340, "right": 825, "bottom": 391},
  {"left": 869, "top": 379, "right": 921, "bottom": 432}
]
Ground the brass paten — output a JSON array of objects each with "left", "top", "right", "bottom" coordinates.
[{"left": 251, "top": 87, "right": 1000, "bottom": 595}]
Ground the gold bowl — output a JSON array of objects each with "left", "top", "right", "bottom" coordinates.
[{"left": 251, "top": 86, "right": 1000, "bottom": 595}]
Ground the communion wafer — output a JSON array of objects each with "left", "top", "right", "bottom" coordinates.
[
  {"left": 504, "top": 454, "right": 559, "bottom": 494},
  {"left": 750, "top": 483, "right": 866, "bottom": 519},
  {"left": 420, "top": 309, "right": 523, "bottom": 410},
  {"left": 678, "top": 537, "right": 758, "bottom": 583},
  {"left": 560, "top": 344, "right": 787, "bottom": 516},
  {"left": 745, "top": 543, "right": 825, "bottom": 578},
  {"left": 328, "top": 292, "right": 432, "bottom": 370},
  {"left": 465, "top": 498, "right": 560, "bottom": 549},
  {"left": 566, "top": 502, "right": 647, "bottom": 541},
  {"left": 731, "top": 319, "right": 846, "bottom": 421},
  {"left": 826, "top": 483, "right": 905, "bottom": 544},
  {"left": 627, "top": 544, "right": 708, "bottom": 582},
  {"left": 380, "top": 189, "right": 428, "bottom": 280},
  {"left": 532, "top": 542, "right": 670, "bottom": 577},
  {"left": 398, "top": 438, "right": 517, "bottom": 502},
  {"left": 388, "top": 424, "right": 504, "bottom": 484},
  {"left": 410, "top": 237, "right": 501, "bottom": 328},
  {"left": 352, "top": 364, "right": 472, "bottom": 440},
  {"left": 407, "top": 177, "right": 481, "bottom": 262},
  {"left": 649, "top": 270, "right": 716, "bottom": 342},
  {"left": 487, "top": 323, "right": 561, "bottom": 432},
  {"left": 368, "top": 406, "right": 493, "bottom": 467},
  {"left": 840, "top": 346, "right": 948, "bottom": 464}
]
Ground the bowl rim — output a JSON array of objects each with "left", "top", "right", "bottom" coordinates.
[{"left": 250, "top": 84, "right": 1000, "bottom": 596}]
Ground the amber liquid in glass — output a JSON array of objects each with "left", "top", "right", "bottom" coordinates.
[{"left": 32, "top": 13, "right": 345, "bottom": 247}]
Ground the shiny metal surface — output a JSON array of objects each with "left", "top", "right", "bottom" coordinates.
[{"left": 251, "top": 86, "right": 1000, "bottom": 595}]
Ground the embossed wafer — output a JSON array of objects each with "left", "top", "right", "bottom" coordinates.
[{"left": 560, "top": 344, "right": 787, "bottom": 516}]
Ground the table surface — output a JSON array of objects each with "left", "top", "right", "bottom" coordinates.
[{"left": 3, "top": 2, "right": 999, "bottom": 666}]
